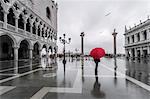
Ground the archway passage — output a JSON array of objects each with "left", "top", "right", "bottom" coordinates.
[
  {"left": 18, "top": 40, "right": 30, "bottom": 59},
  {"left": 0, "top": 35, "right": 14, "bottom": 61},
  {"left": 32, "top": 42, "right": 40, "bottom": 69},
  {"left": 33, "top": 42, "right": 40, "bottom": 58}
]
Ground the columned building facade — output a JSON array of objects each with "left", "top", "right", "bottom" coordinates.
[
  {"left": 0, "top": 0, "right": 58, "bottom": 72},
  {"left": 124, "top": 19, "right": 150, "bottom": 59}
]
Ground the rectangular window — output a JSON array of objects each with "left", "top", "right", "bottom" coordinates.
[
  {"left": 128, "top": 37, "right": 130, "bottom": 44},
  {"left": 132, "top": 35, "right": 134, "bottom": 43},
  {"left": 137, "top": 33, "right": 140, "bottom": 41}
]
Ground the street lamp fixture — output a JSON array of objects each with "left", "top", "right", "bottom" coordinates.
[{"left": 59, "top": 34, "right": 71, "bottom": 65}]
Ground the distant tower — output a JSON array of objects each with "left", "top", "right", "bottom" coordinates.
[
  {"left": 112, "top": 29, "right": 118, "bottom": 57},
  {"left": 80, "top": 32, "right": 85, "bottom": 56}
]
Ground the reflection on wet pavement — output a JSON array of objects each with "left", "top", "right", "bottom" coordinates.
[
  {"left": 0, "top": 57, "right": 150, "bottom": 99},
  {"left": 126, "top": 58, "right": 150, "bottom": 86}
]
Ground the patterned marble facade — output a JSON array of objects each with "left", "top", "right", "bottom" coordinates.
[{"left": 0, "top": 0, "right": 58, "bottom": 72}]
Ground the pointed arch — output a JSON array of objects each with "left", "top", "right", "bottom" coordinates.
[
  {"left": 18, "top": 14, "right": 24, "bottom": 29},
  {"left": 7, "top": 7, "right": 16, "bottom": 26},
  {"left": 0, "top": 33, "right": 17, "bottom": 47},
  {"left": 0, "top": 34, "right": 16, "bottom": 60}
]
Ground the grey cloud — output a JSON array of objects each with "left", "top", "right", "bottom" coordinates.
[{"left": 57, "top": 0, "right": 150, "bottom": 54}]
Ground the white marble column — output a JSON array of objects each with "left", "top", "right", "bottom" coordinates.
[
  {"left": 147, "top": 30, "right": 150, "bottom": 40},
  {"left": 3, "top": 11, "right": 8, "bottom": 29},
  {"left": 130, "top": 36, "right": 132, "bottom": 43},
  {"left": 14, "top": 47, "right": 18, "bottom": 61},
  {"left": 24, "top": 21, "right": 27, "bottom": 32},
  {"left": 134, "top": 34, "right": 137, "bottom": 42},
  {"left": 134, "top": 48, "right": 137, "bottom": 57},
  {"left": 14, "top": 47, "right": 18, "bottom": 74},
  {"left": 140, "top": 47, "right": 143, "bottom": 57},
  {"left": 148, "top": 46, "right": 150, "bottom": 54},
  {"left": 39, "top": 49, "right": 42, "bottom": 59},
  {"left": 125, "top": 49, "right": 128, "bottom": 57},
  {"left": 15, "top": 16, "right": 19, "bottom": 32},
  {"left": 29, "top": 49, "right": 33, "bottom": 59},
  {"left": 130, "top": 49, "right": 133, "bottom": 57},
  {"left": 30, "top": 24, "right": 33, "bottom": 34},
  {"left": 140, "top": 31, "right": 144, "bottom": 41}
]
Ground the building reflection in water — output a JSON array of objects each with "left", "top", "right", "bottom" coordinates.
[
  {"left": 113, "top": 57, "right": 118, "bottom": 86},
  {"left": 41, "top": 57, "right": 47, "bottom": 70},
  {"left": 126, "top": 58, "right": 150, "bottom": 85},
  {"left": 91, "top": 64, "right": 105, "bottom": 98},
  {"left": 63, "top": 62, "right": 66, "bottom": 75},
  {"left": 41, "top": 57, "right": 58, "bottom": 70}
]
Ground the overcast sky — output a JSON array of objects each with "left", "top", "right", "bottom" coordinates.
[{"left": 56, "top": 0, "right": 150, "bottom": 54}]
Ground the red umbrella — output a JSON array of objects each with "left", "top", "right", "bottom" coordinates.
[{"left": 90, "top": 48, "right": 105, "bottom": 59}]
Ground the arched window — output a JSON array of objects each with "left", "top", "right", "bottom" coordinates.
[
  {"left": 18, "top": 14, "right": 24, "bottom": 29},
  {"left": 7, "top": 8, "right": 15, "bottom": 26},
  {"left": 26, "top": 18, "right": 31, "bottom": 32},
  {"left": 4, "top": 0, "right": 10, "bottom": 3},
  {"left": 42, "top": 28, "right": 44, "bottom": 37},
  {"left": 45, "top": 29, "right": 47, "bottom": 37},
  {"left": 137, "top": 33, "right": 140, "bottom": 41},
  {"left": 0, "top": 3, "right": 4, "bottom": 22},
  {"left": 132, "top": 35, "right": 134, "bottom": 43},
  {"left": 46, "top": 7, "right": 51, "bottom": 19},
  {"left": 38, "top": 25, "right": 40, "bottom": 36},
  {"left": 48, "top": 32, "right": 50, "bottom": 38},
  {"left": 127, "top": 37, "right": 130, "bottom": 44},
  {"left": 32, "top": 22, "right": 36, "bottom": 34}
]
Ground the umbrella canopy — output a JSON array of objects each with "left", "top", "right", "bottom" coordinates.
[{"left": 90, "top": 48, "right": 105, "bottom": 59}]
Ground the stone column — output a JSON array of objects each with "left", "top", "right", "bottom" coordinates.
[
  {"left": 130, "top": 48, "right": 134, "bottom": 58},
  {"left": 15, "top": 16, "right": 19, "bottom": 32},
  {"left": 3, "top": 11, "right": 8, "bottom": 29},
  {"left": 125, "top": 49, "right": 128, "bottom": 57},
  {"left": 147, "top": 30, "right": 150, "bottom": 40},
  {"left": 125, "top": 37, "right": 128, "bottom": 45},
  {"left": 44, "top": 27, "right": 46, "bottom": 39},
  {"left": 35, "top": 23, "right": 38, "bottom": 35},
  {"left": 14, "top": 47, "right": 18, "bottom": 61},
  {"left": 140, "top": 47, "right": 143, "bottom": 57},
  {"left": 40, "top": 26, "right": 43, "bottom": 38},
  {"left": 14, "top": 47, "right": 18, "bottom": 74},
  {"left": 39, "top": 49, "right": 42, "bottom": 59},
  {"left": 148, "top": 46, "right": 150, "bottom": 55},
  {"left": 30, "top": 24, "right": 33, "bottom": 34},
  {"left": 130, "top": 36, "right": 132, "bottom": 43},
  {"left": 134, "top": 34, "right": 137, "bottom": 42},
  {"left": 140, "top": 31, "right": 144, "bottom": 41},
  {"left": 29, "top": 49, "right": 33, "bottom": 59},
  {"left": 134, "top": 48, "right": 137, "bottom": 58},
  {"left": 24, "top": 21, "right": 27, "bottom": 33}
]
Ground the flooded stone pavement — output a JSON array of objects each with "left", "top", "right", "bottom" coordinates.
[{"left": 0, "top": 57, "right": 150, "bottom": 99}]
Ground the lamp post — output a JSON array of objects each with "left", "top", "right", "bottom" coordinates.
[
  {"left": 80, "top": 32, "right": 85, "bottom": 57},
  {"left": 59, "top": 34, "right": 71, "bottom": 65},
  {"left": 112, "top": 29, "right": 118, "bottom": 57}
]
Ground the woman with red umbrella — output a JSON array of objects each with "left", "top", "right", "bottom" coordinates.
[
  {"left": 90, "top": 48, "right": 106, "bottom": 72},
  {"left": 90, "top": 48, "right": 106, "bottom": 98}
]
